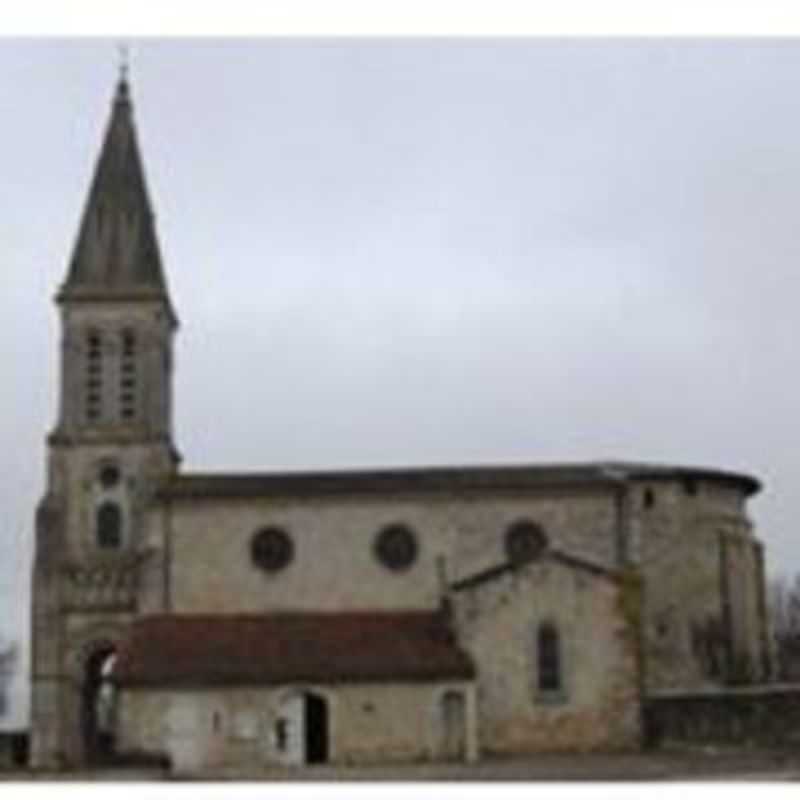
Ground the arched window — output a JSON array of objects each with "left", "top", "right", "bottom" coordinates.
[
  {"left": 537, "top": 623, "right": 562, "bottom": 693},
  {"left": 85, "top": 330, "right": 103, "bottom": 423},
  {"left": 96, "top": 502, "right": 122, "bottom": 549},
  {"left": 119, "top": 329, "right": 137, "bottom": 421}
]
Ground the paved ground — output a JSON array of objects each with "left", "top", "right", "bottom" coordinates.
[{"left": 3, "top": 747, "right": 800, "bottom": 782}]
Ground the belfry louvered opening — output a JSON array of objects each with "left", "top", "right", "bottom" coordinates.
[{"left": 119, "top": 329, "right": 137, "bottom": 421}]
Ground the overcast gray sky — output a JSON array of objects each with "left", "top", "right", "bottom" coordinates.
[{"left": 1, "top": 39, "right": 799, "bottom": 725}]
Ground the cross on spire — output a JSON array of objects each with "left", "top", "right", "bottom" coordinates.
[{"left": 118, "top": 43, "right": 130, "bottom": 83}]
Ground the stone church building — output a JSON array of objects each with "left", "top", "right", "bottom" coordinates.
[{"left": 30, "top": 76, "right": 772, "bottom": 772}]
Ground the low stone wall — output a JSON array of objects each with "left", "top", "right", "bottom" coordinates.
[{"left": 644, "top": 684, "right": 800, "bottom": 748}]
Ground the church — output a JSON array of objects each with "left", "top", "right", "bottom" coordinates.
[{"left": 30, "top": 74, "right": 771, "bottom": 773}]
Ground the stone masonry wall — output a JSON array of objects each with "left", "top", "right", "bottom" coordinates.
[
  {"left": 150, "top": 487, "right": 619, "bottom": 614},
  {"left": 631, "top": 478, "right": 766, "bottom": 691},
  {"left": 116, "top": 681, "right": 475, "bottom": 772}
]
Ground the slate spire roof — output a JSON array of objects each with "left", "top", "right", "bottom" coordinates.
[{"left": 58, "top": 73, "right": 173, "bottom": 309}]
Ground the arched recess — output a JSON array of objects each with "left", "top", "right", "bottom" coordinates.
[
  {"left": 96, "top": 501, "right": 123, "bottom": 549},
  {"left": 67, "top": 629, "right": 125, "bottom": 765},
  {"left": 81, "top": 645, "right": 118, "bottom": 763}
]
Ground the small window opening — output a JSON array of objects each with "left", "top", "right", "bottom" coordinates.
[
  {"left": 537, "top": 623, "right": 562, "bottom": 693},
  {"left": 643, "top": 488, "right": 655, "bottom": 509},
  {"left": 683, "top": 478, "right": 698, "bottom": 497}
]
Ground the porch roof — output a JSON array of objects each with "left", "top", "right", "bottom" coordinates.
[{"left": 115, "top": 611, "right": 475, "bottom": 688}]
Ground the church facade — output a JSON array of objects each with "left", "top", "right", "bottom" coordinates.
[{"left": 30, "top": 77, "right": 771, "bottom": 773}]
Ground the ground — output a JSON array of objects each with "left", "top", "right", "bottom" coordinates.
[{"left": 3, "top": 746, "right": 800, "bottom": 781}]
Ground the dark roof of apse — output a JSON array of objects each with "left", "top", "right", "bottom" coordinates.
[
  {"left": 158, "top": 461, "right": 761, "bottom": 501},
  {"left": 57, "top": 77, "right": 174, "bottom": 314},
  {"left": 114, "top": 611, "right": 475, "bottom": 688}
]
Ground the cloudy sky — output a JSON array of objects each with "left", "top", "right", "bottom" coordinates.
[{"left": 1, "top": 38, "right": 799, "bottom": 724}]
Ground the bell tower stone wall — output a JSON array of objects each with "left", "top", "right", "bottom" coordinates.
[{"left": 30, "top": 74, "right": 178, "bottom": 769}]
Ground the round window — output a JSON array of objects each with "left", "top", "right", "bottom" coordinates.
[
  {"left": 99, "top": 464, "right": 120, "bottom": 489},
  {"left": 504, "top": 520, "right": 548, "bottom": 565},
  {"left": 250, "top": 527, "right": 294, "bottom": 572},
  {"left": 374, "top": 524, "right": 418, "bottom": 571}
]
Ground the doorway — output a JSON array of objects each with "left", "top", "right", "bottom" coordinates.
[
  {"left": 303, "top": 692, "right": 329, "bottom": 764},
  {"left": 440, "top": 690, "right": 466, "bottom": 761},
  {"left": 81, "top": 646, "right": 117, "bottom": 764}
]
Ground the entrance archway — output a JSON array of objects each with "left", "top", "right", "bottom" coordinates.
[
  {"left": 303, "top": 692, "right": 329, "bottom": 764},
  {"left": 81, "top": 646, "right": 117, "bottom": 764}
]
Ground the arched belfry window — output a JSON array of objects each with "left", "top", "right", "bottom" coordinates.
[
  {"left": 85, "top": 330, "right": 104, "bottom": 423},
  {"left": 96, "top": 502, "right": 122, "bottom": 549},
  {"left": 119, "top": 329, "right": 137, "bottom": 421},
  {"left": 537, "top": 622, "right": 562, "bottom": 693}
]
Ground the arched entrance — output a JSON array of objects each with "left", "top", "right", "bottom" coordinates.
[
  {"left": 80, "top": 646, "right": 117, "bottom": 764},
  {"left": 303, "top": 692, "right": 329, "bottom": 764}
]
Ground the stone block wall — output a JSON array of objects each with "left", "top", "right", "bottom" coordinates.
[
  {"left": 116, "top": 680, "right": 477, "bottom": 772},
  {"left": 631, "top": 477, "right": 768, "bottom": 690},
  {"left": 151, "top": 487, "right": 619, "bottom": 615}
]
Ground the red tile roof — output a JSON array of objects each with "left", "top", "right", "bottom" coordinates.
[{"left": 115, "top": 611, "right": 475, "bottom": 688}]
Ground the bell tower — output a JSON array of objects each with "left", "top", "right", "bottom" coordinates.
[{"left": 30, "top": 73, "right": 179, "bottom": 768}]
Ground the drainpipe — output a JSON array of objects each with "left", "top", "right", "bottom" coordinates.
[{"left": 598, "top": 467, "right": 632, "bottom": 569}]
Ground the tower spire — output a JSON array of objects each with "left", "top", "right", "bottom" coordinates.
[{"left": 58, "top": 68, "right": 173, "bottom": 319}]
